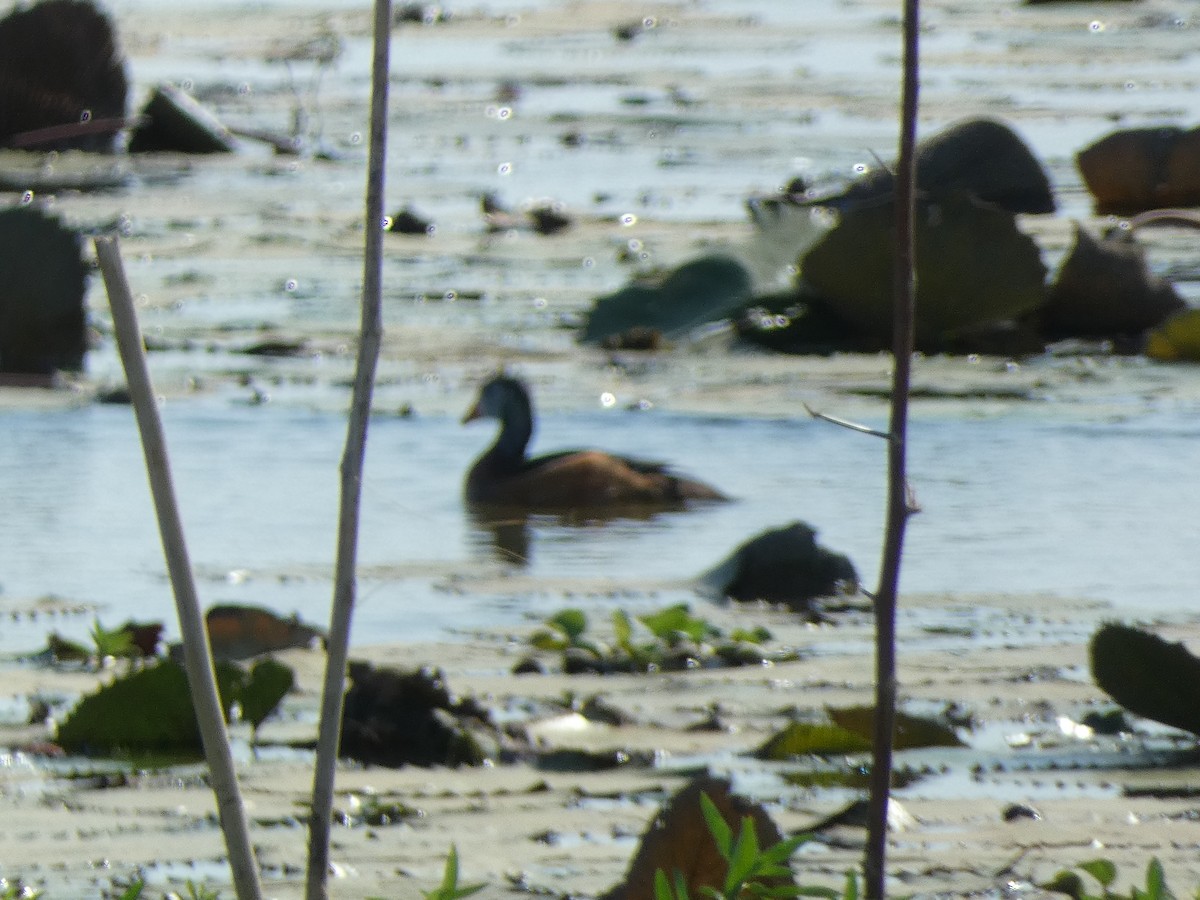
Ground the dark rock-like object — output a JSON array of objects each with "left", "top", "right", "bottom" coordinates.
[
  {"left": 127, "top": 84, "right": 235, "bottom": 153},
  {"left": 0, "top": 0, "right": 128, "bottom": 151},
  {"left": 1090, "top": 622, "right": 1200, "bottom": 737},
  {"left": 204, "top": 604, "right": 325, "bottom": 661},
  {"left": 0, "top": 206, "right": 88, "bottom": 375},
  {"left": 385, "top": 206, "right": 434, "bottom": 235},
  {"left": 529, "top": 204, "right": 572, "bottom": 235},
  {"left": 1078, "top": 126, "right": 1200, "bottom": 214},
  {"left": 700, "top": 521, "right": 858, "bottom": 613},
  {"left": 602, "top": 777, "right": 793, "bottom": 900},
  {"left": 832, "top": 117, "right": 1055, "bottom": 215},
  {"left": 119, "top": 620, "right": 164, "bottom": 658},
  {"left": 1041, "top": 223, "right": 1185, "bottom": 341},
  {"left": 735, "top": 292, "right": 876, "bottom": 355},
  {"left": 340, "top": 662, "right": 493, "bottom": 767},
  {"left": 580, "top": 255, "right": 753, "bottom": 344},
  {"left": 802, "top": 191, "right": 1047, "bottom": 351}
]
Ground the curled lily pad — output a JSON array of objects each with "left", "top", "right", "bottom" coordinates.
[
  {"left": 755, "top": 721, "right": 872, "bottom": 759},
  {"left": 1090, "top": 622, "right": 1200, "bottom": 736},
  {"left": 828, "top": 705, "right": 966, "bottom": 749}
]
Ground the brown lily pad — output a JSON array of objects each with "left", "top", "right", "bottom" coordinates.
[
  {"left": 601, "top": 776, "right": 794, "bottom": 900},
  {"left": 1041, "top": 223, "right": 1184, "bottom": 341}
]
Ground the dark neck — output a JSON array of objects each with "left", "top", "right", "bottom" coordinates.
[{"left": 486, "top": 402, "right": 533, "bottom": 472}]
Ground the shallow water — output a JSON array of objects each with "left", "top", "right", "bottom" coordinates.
[
  {"left": 6, "top": 0, "right": 1200, "bottom": 654},
  {"left": 1, "top": 389, "right": 1197, "bottom": 653}
]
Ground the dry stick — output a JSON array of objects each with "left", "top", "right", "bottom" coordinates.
[
  {"left": 94, "top": 236, "right": 264, "bottom": 900},
  {"left": 303, "top": 0, "right": 390, "bottom": 894},
  {"left": 863, "top": 0, "right": 920, "bottom": 895}
]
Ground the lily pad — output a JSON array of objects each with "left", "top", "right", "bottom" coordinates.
[
  {"left": 56, "top": 660, "right": 244, "bottom": 755},
  {"left": 802, "top": 191, "right": 1047, "bottom": 351},
  {"left": 828, "top": 705, "right": 966, "bottom": 749},
  {"left": 239, "top": 657, "right": 295, "bottom": 731},
  {"left": 1042, "top": 224, "right": 1184, "bottom": 341},
  {"left": 1091, "top": 622, "right": 1200, "bottom": 736},
  {"left": 1146, "top": 308, "right": 1200, "bottom": 362},
  {"left": 601, "top": 777, "right": 793, "bottom": 900},
  {"left": 755, "top": 721, "right": 872, "bottom": 759},
  {"left": 580, "top": 255, "right": 752, "bottom": 344}
]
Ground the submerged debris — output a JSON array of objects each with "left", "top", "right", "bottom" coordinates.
[{"left": 339, "top": 662, "right": 506, "bottom": 768}]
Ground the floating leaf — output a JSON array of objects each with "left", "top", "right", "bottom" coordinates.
[
  {"left": 1040, "top": 870, "right": 1086, "bottom": 898},
  {"left": 729, "top": 626, "right": 772, "bottom": 645},
  {"left": 1146, "top": 308, "right": 1200, "bottom": 362},
  {"left": 47, "top": 632, "right": 90, "bottom": 664},
  {"left": 57, "top": 661, "right": 230, "bottom": 755},
  {"left": 1090, "top": 622, "right": 1200, "bottom": 736},
  {"left": 638, "top": 604, "right": 718, "bottom": 645},
  {"left": 91, "top": 619, "right": 135, "bottom": 659},
  {"left": 548, "top": 608, "right": 588, "bottom": 641},
  {"left": 612, "top": 609, "right": 634, "bottom": 652},
  {"left": 239, "top": 657, "right": 294, "bottom": 730},
  {"left": 755, "top": 722, "right": 871, "bottom": 760},
  {"left": 580, "top": 255, "right": 753, "bottom": 344},
  {"left": 828, "top": 705, "right": 966, "bottom": 749},
  {"left": 802, "top": 191, "right": 1046, "bottom": 351},
  {"left": 1077, "top": 859, "right": 1117, "bottom": 888},
  {"left": 530, "top": 629, "right": 568, "bottom": 652}
]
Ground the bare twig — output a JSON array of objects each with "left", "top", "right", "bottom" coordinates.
[
  {"left": 303, "top": 0, "right": 390, "bottom": 894},
  {"left": 803, "top": 402, "right": 892, "bottom": 440},
  {"left": 863, "top": 0, "right": 921, "bottom": 895},
  {"left": 94, "top": 236, "right": 263, "bottom": 900}
]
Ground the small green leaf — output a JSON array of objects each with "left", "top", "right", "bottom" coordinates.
[
  {"left": 674, "top": 869, "right": 692, "bottom": 900},
  {"left": 239, "top": 658, "right": 294, "bottom": 729},
  {"left": 639, "top": 604, "right": 718, "bottom": 644},
  {"left": 730, "top": 626, "right": 772, "bottom": 645},
  {"left": 91, "top": 619, "right": 135, "bottom": 658},
  {"left": 530, "top": 629, "right": 568, "bottom": 651},
  {"left": 654, "top": 869, "right": 674, "bottom": 900},
  {"left": 1040, "top": 870, "right": 1086, "bottom": 899},
  {"left": 612, "top": 609, "right": 633, "bottom": 651},
  {"left": 424, "top": 845, "right": 486, "bottom": 900},
  {"left": 700, "top": 792, "right": 733, "bottom": 859},
  {"left": 758, "top": 833, "right": 813, "bottom": 867},
  {"left": 1144, "top": 858, "right": 1166, "bottom": 900},
  {"left": 724, "top": 815, "right": 761, "bottom": 894},
  {"left": 756, "top": 721, "right": 872, "bottom": 759},
  {"left": 1078, "top": 859, "right": 1117, "bottom": 888},
  {"left": 842, "top": 868, "right": 859, "bottom": 900},
  {"left": 549, "top": 608, "right": 588, "bottom": 640}
]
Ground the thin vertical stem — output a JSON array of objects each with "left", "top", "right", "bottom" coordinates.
[
  {"left": 863, "top": 0, "right": 920, "bottom": 896},
  {"left": 94, "top": 236, "right": 263, "bottom": 900},
  {"left": 303, "top": 0, "right": 390, "bottom": 894}
]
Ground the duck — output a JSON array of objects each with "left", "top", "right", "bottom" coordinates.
[{"left": 462, "top": 374, "right": 728, "bottom": 509}]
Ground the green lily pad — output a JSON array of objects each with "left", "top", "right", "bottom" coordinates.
[
  {"left": 239, "top": 657, "right": 294, "bottom": 730},
  {"left": 580, "top": 255, "right": 753, "bottom": 344},
  {"left": 828, "top": 705, "right": 966, "bottom": 749},
  {"left": 755, "top": 721, "right": 872, "bottom": 760},
  {"left": 802, "top": 191, "right": 1046, "bottom": 351}
]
